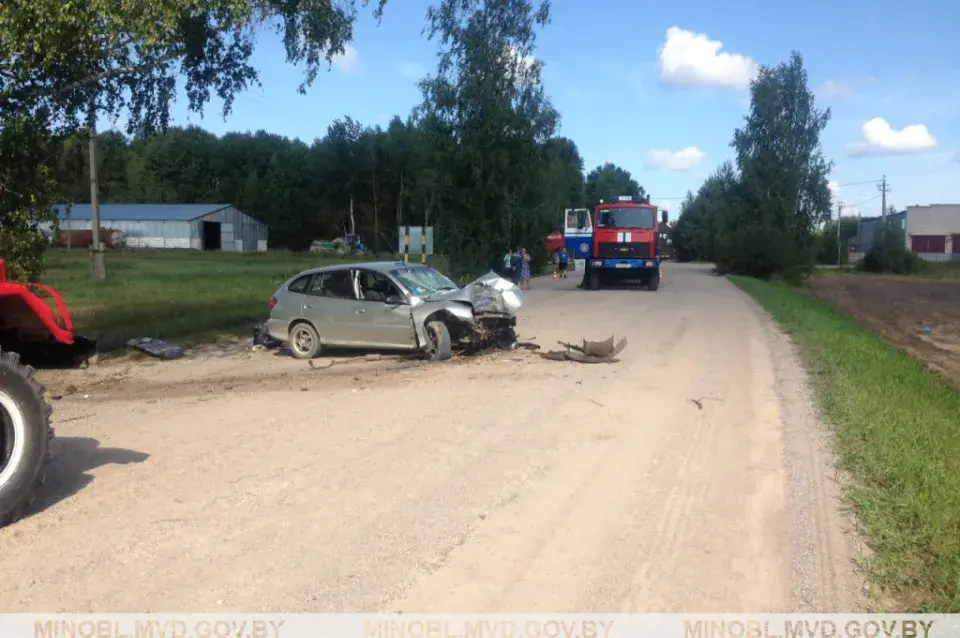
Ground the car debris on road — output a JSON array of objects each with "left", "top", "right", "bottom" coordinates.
[{"left": 537, "top": 336, "right": 627, "bottom": 363}]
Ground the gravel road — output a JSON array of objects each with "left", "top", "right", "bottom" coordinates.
[{"left": 0, "top": 263, "right": 865, "bottom": 612}]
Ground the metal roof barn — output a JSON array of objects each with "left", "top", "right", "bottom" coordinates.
[{"left": 44, "top": 204, "right": 269, "bottom": 252}]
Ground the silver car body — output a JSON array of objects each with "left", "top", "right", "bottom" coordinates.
[{"left": 266, "top": 261, "right": 524, "bottom": 354}]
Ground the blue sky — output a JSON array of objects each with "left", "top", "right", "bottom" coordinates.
[{"left": 117, "top": 0, "right": 959, "bottom": 218}]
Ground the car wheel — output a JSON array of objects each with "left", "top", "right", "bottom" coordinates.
[
  {"left": 424, "top": 320, "right": 452, "bottom": 362},
  {"left": 289, "top": 322, "right": 321, "bottom": 359}
]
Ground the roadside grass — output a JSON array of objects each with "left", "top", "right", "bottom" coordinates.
[
  {"left": 814, "top": 261, "right": 960, "bottom": 281},
  {"left": 40, "top": 249, "right": 449, "bottom": 352},
  {"left": 730, "top": 276, "right": 960, "bottom": 612}
]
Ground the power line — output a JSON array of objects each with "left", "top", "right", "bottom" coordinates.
[{"left": 837, "top": 178, "right": 883, "bottom": 188}]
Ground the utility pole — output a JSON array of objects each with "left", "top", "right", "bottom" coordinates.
[
  {"left": 836, "top": 201, "right": 844, "bottom": 267},
  {"left": 87, "top": 94, "right": 106, "bottom": 280},
  {"left": 877, "top": 175, "right": 892, "bottom": 271}
]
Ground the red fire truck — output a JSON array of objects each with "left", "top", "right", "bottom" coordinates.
[{"left": 582, "top": 196, "right": 667, "bottom": 291}]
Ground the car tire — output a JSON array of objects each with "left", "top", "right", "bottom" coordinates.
[
  {"left": 288, "top": 322, "right": 322, "bottom": 360},
  {"left": 424, "top": 320, "right": 452, "bottom": 362},
  {"left": 0, "top": 347, "right": 53, "bottom": 528}
]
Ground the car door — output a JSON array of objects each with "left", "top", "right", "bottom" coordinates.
[
  {"left": 269, "top": 273, "right": 312, "bottom": 339},
  {"left": 353, "top": 268, "right": 417, "bottom": 349},
  {"left": 301, "top": 268, "right": 360, "bottom": 345}
]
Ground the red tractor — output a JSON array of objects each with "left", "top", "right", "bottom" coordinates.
[{"left": 0, "top": 258, "right": 96, "bottom": 526}]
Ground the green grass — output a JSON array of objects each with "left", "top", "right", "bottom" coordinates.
[
  {"left": 814, "top": 261, "right": 960, "bottom": 281},
  {"left": 39, "top": 248, "right": 449, "bottom": 352},
  {"left": 730, "top": 276, "right": 960, "bottom": 612}
]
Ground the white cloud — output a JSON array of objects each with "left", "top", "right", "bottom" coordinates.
[
  {"left": 846, "top": 117, "right": 938, "bottom": 157},
  {"left": 501, "top": 45, "right": 535, "bottom": 84},
  {"left": 659, "top": 200, "right": 672, "bottom": 211},
  {"left": 952, "top": 151, "right": 960, "bottom": 163},
  {"left": 332, "top": 44, "right": 360, "bottom": 74},
  {"left": 399, "top": 61, "right": 426, "bottom": 79},
  {"left": 657, "top": 26, "right": 758, "bottom": 90},
  {"left": 643, "top": 146, "right": 706, "bottom": 171},
  {"left": 828, "top": 180, "right": 840, "bottom": 196}
]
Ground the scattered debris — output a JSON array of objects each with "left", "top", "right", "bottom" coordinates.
[
  {"left": 308, "top": 359, "right": 335, "bottom": 370},
  {"left": 516, "top": 341, "right": 541, "bottom": 351},
  {"left": 537, "top": 336, "right": 628, "bottom": 364},
  {"left": 690, "top": 396, "right": 722, "bottom": 410},
  {"left": 921, "top": 327, "right": 932, "bottom": 334},
  {"left": 589, "top": 398, "right": 604, "bottom": 407},
  {"left": 125, "top": 337, "right": 183, "bottom": 360},
  {"left": 252, "top": 322, "right": 282, "bottom": 349}
]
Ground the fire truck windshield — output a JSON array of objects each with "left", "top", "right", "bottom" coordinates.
[{"left": 596, "top": 207, "right": 656, "bottom": 229}]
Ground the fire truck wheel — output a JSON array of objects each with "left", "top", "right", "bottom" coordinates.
[
  {"left": 648, "top": 271, "right": 660, "bottom": 291},
  {"left": 0, "top": 347, "right": 53, "bottom": 527},
  {"left": 587, "top": 269, "right": 601, "bottom": 291}
]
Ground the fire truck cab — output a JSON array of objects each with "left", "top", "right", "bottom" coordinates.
[{"left": 582, "top": 196, "right": 667, "bottom": 291}]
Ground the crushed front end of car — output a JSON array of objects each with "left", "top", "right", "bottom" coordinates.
[{"left": 419, "top": 271, "right": 525, "bottom": 353}]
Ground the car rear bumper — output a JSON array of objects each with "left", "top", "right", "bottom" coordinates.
[{"left": 265, "top": 317, "right": 292, "bottom": 342}]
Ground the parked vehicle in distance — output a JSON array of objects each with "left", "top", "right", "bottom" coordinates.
[{"left": 265, "top": 262, "right": 524, "bottom": 362}]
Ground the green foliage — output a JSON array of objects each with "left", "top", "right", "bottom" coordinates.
[
  {"left": 0, "top": 114, "right": 59, "bottom": 281},
  {"left": 407, "top": 0, "right": 580, "bottom": 272},
  {"left": 815, "top": 216, "right": 859, "bottom": 265},
  {"left": 584, "top": 162, "right": 647, "bottom": 208},
  {"left": 858, "top": 223, "right": 925, "bottom": 275},
  {"left": 671, "top": 51, "right": 833, "bottom": 280}
]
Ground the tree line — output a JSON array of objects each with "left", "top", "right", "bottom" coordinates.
[{"left": 1, "top": 0, "right": 656, "bottom": 281}]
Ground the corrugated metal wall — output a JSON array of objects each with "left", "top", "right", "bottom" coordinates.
[
  {"left": 194, "top": 206, "right": 269, "bottom": 252},
  {"left": 38, "top": 205, "right": 269, "bottom": 252},
  {"left": 39, "top": 219, "right": 192, "bottom": 249}
]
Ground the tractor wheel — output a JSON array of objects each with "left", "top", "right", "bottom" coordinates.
[
  {"left": 424, "top": 320, "right": 452, "bottom": 362},
  {"left": 0, "top": 347, "right": 53, "bottom": 527}
]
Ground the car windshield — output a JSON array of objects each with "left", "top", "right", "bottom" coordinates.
[
  {"left": 390, "top": 266, "right": 459, "bottom": 297},
  {"left": 596, "top": 206, "right": 656, "bottom": 229}
]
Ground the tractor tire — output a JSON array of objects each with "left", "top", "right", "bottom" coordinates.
[
  {"left": 587, "top": 268, "right": 601, "bottom": 291},
  {"left": 424, "top": 320, "right": 452, "bottom": 362},
  {"left": 648, "top": 270, "right": 660, "bottom": 291},
  {"left": 0, "top": 347, "right": 53, "bottom": 527}
]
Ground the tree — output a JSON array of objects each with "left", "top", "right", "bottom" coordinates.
[
  {"left": 720, "top": 50, "right": 832, "bottom": 279},
  {"left": 413, "top": 0, "right": 561, "bottom": 271},
  {"left": 583, "top": 162, "right": 647, "bottom": 208}
]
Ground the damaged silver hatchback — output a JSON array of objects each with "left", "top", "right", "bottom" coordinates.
[{"left": 265, "top": 261, "right": 524, "bottom": 361}]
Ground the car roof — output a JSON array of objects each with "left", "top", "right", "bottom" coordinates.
[{"left": 292, "top": 261, "right": 430, "bottom": 278}]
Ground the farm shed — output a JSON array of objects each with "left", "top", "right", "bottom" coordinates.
[
  {"left": 45, "top": 204, "right": 269, "bottom": 252},
  {"left": 853, "top": 205, "right": 960, "bottom": 262},
  {"left": 903, "top": 204, "right": 960, "bottom": 261}
]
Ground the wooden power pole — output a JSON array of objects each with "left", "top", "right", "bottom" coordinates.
[{"left": 87, "top": 95, "right": 106, "bottom": 280}]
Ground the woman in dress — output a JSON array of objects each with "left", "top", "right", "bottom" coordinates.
[{"left": 520, "top": 247, "right": 532, "bottom": 290}]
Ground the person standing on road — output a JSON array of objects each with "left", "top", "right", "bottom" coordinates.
[
  {"left": 503, "top": 248, "right": 514, "bottom": 279},
  {"left": 557, "top": 246, "right": 569, "bottom": 278},
  {"left": 520, "top": 247, "right": 532, "bottom": 290},
  {"left": 509, "top": 247, "right": 523, "bottom": 286}
]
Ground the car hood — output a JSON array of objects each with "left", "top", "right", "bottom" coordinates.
[{"left": 427, "top": 271, "right": 524, "bottom": 315}]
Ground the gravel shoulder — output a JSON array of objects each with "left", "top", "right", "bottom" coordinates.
[{"left": 0, "top": 264, "right": 864, "bottom": 612}]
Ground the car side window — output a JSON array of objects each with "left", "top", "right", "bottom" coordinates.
[
  {"left": 310, "top": 270, "right": 355, "bottom": 299},
  {"left": 287, "top": 275, "right": 312, "bottom": 294},
  {"left": 357, "top": 270, "right": 401, "bottom": 303}
]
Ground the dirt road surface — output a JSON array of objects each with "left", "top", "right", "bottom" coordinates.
[{"left": 0, "top": 264, "right": 864, "bottom": 612}]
